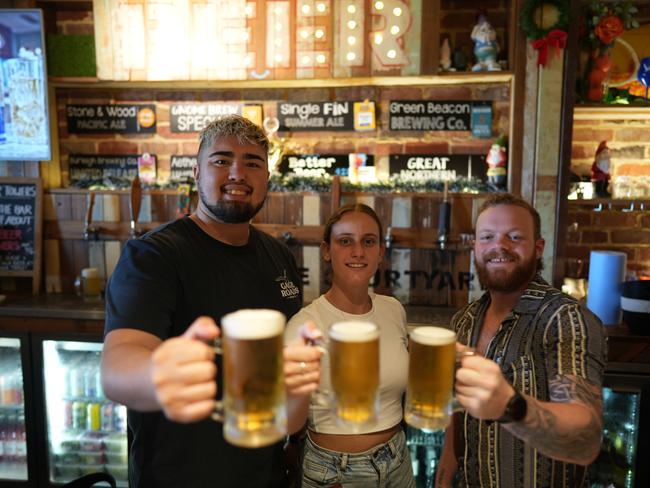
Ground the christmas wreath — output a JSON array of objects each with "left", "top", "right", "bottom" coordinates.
[{"left": 520, "top": 0, "right": 571, "bottom": 66}]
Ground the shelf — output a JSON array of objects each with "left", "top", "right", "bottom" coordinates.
[
  {"left": 48, "top": 73, "right": 514, "bottom": 91},
  {"left": 574, "top": 105, "right": 650, "bottom": 120}
]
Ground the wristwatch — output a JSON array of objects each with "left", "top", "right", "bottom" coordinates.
[{"left": 496, "top": 388, "right": 527, "bottom": 424}]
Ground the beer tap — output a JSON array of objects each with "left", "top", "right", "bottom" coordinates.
[
  {"left": 437, "top": 181, "right": 451, "bottom": 250},
  {"left": 83, "top": 192, "right": 99, "bottom": 241},
  {"left": 384, "top": 226, "right": 394, "bottom": 259},
  {"left": 129, "top": 176, "right": 142, "bottom": 239}
]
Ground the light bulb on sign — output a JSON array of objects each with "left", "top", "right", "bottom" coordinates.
[
  {"left": 374, "top": 33, "right": 383, "bottom": 44},
  {"left": 301, "top": 4, "right": 311, "bottom": 14},
  {"left": 300, "top": 29, "right": 309, "bottom": 39},
  {"left": 393, "top": 7, "right": 402, "bottom": 16},
  {"left": 275, "top": 53, "right": 283, "bottom": 62},
  {"left": 316, "top": 54, "right": 326, "bottom": 63},
  {"left": 346, "top": 52, "right": 356, "bottom": 61},
  {"left": 301, "top": 55, "right": 311, "bottom": 65},
  {"left": 347, "top": 20, "right": 357, "bottom": 29},
  {"left": 375, "top": 1, "right": 384, "bottom": 10},
  {"left": 316, "top": 3, "right": 327, "bottom": 13},
  {"left": 390, "top": 25, "right": 400, "bottom": 35},
  {"left": 347, "top": 36, "right": 356, "bottom": 45},
  {"left": 347, "top": 4, "right": 356, "bottom": 14},
  {"left": 315, "top": 29, "right": 324, "bottom": 39},
  {"left": 387, "top": 49, "right": 397, "bottom": 59}
]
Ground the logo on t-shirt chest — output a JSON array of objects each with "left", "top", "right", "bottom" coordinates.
[{"left": 276, "top": 270, "right": 300, "bottom": 299}]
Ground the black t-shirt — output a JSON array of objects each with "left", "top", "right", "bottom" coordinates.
[{"left": 105, "top": 217, "right": 303, "bottom": 488}]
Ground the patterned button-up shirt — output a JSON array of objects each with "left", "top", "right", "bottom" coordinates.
[{"left": 452, "top": 276, "right": 607, "bottom": 488}]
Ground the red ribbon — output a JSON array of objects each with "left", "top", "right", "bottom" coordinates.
[{"left": 531, "top": 29, "right": 568, "bottom": 66}]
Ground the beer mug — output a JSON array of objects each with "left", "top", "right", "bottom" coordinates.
[
  {"left": 74, "top": 267, "right": 101, "bottom": 301},
  {"left": 212, "top": 309, "right": 287, "bottom": 448},
  {"left": 405, "top": 326, "right": 474, "bottom": 431},
  {"left": 327, "top": 321, "right": 380, "bottom": 431}
]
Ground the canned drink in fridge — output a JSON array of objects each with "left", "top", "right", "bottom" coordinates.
[
  {"left": 113, "top": 404, "right": 127, "bottom": 432},
  {"left": 84, "top": 368, "right": 98, "bottom": 399},
  {"left": 101, "top": 403, "right": 114, "bottom": 432},
  {"left": 64, "top": 400, "right": 74, "bottom": 429},
  {"left": 72, "top": 401, "right": 87, "bottom": 430},
  {"left": 87, "top": 403, "right": 101, "bottom": 431},
  {"left": 70, "top": 369, "right": 85, "bottom": 398}
]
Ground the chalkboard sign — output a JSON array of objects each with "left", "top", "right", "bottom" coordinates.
[{"left": 0, "top": 177, "right": 43, "bottom": 294}]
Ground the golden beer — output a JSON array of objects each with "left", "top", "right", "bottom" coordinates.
[
  {"left": 218, "top": 309, "right": 286, "bottom": 448},
  {"left": 329, "top": 321, "right": 379, "bottom": 429},
  {"left": 405, "top": 326, "right": 456, "bottom": 430}
]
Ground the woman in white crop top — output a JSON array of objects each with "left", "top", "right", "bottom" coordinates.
[{"left": 286, "top": 203, "right": 415, "bottom": 487}]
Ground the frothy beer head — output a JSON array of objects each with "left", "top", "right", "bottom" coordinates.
[
  {"left": 329, "top": 321, "right": 379, "bottom": 342},
  {"left": 410, "top": 326, "right": 455, "bottom": 346},
  {"left": 221, "top": 309, "right": 285, "bottom": 339}
]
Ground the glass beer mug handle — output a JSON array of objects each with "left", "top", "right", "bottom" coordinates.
[
  {"left": 451, "top": 345, "right": 477, "bottom": 413},
  {"left": 212, "top": 337, "right": 224, "bottom": 422},
  {"left": 306, "top": 336, "right": 331, "bottom": 407}
]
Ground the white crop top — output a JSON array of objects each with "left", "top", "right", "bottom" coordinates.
[{"left": 285, "top": 293, "right": 409, "bottom": 434}]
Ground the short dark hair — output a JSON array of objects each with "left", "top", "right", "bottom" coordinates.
[
  {"left": 476, "top": 193, "right": 543, "bottom": 271},
  {"left": 323, "top": 203, "right": 383, "bottom": 244},
  {"left": 197, "top": 115, "right": 269, "bottom": 162},
  {"left": 476, "top": 193, "right": 541, "bottom": 241}
]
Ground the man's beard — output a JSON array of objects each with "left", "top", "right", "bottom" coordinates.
[
  {"left": 198, "top": 185, "right": 265, "bottom": 224},
  {"left": 474, "top": 250, "right": 538, "bottom": 292}
]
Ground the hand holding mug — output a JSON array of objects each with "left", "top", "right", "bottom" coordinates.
[
  {"left": 454, "top": 354, "right": 515, "bottom": 420},
  {"left": 284, "top": 321, "right": 324, "bottom": 397},
  {"left": 150, "top": 316, "right": 219, "bottom": 423}
]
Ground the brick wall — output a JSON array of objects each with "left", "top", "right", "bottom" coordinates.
[
  {"left": 566, "top": 200, "right": 650, "bottom": 278},
  {"left": 571, "top": 117, "right": 650, "bottom": 180}
]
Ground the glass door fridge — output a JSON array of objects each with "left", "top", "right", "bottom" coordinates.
[
  {"left": 0, "top": 334, "right": 36, "bottom": 486},
  {"left": 36, "top": 337, "right": 128, "bottom": 487},
  {"left": 588, "top": 371, "right": 650, "bottom": 488}
]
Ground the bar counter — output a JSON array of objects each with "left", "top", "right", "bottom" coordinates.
[{"left": 1, "top": 296, "right": 649, "bottom": 367}]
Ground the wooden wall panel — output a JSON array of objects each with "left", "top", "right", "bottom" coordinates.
[{"left": 39, "top": 189, "right": 481, "bottom": 306}]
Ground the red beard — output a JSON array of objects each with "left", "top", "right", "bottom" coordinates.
[{"left": 474, "top": 249, "right": 539, "bottom": 292}]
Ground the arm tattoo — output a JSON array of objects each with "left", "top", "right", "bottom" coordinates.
[{"left": 505, "top": 375, "right": 603, "bottom": 464}]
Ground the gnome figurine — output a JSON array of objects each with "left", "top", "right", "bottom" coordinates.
[
  {"left": 486, "top": 135, "right": 507, "bottom": 190},
  {"left": 471, "top": 13, "right": 500, "bottom": 71},
  {"left": 591, "top": 141, "right": 611, "bottom": 198}
]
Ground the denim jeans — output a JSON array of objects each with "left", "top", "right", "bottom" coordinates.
[{"left": 301, "top": 429, "right": 415, "bottom": 488}]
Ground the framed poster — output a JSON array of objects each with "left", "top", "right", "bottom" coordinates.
[{"left": 0, "top": 10, "right": 51, "bottom": 161}]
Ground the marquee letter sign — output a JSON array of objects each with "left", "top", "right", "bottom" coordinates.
[{"left": 93, "top": 0, "right": 421, "bottom": 81}]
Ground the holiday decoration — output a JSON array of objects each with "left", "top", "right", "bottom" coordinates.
[
  {"left": 582, "top": 1, "right": 639, "bottom": 102},
  {"left": 486, "top": 135, "right": 508, "bottom": 191},
  {"left": 591, "top": 141, "right": 611, "bottom": 198},
  {"left": 520, "top": 0, "right": 570, "bottom": 67},
  {"left": 471, "top": 13, "right": 501, "bottom": 72}
]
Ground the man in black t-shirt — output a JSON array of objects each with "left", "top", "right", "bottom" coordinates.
[{"left": 102, "top": 115, "right": 323, "bottom": 488}]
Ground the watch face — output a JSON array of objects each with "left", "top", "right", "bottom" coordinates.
[{"left": 510, "top": 393, "right": 527, "bottom": 422}]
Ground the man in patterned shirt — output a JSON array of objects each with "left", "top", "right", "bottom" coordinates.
[{"left": 436, "top": 193, "right": 607, "bottom": 488}]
